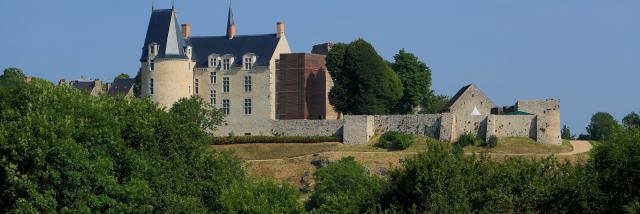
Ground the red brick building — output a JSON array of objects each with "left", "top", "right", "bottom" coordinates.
[{"left": 277, "top": 52, "right": 338, "bottom": 120}]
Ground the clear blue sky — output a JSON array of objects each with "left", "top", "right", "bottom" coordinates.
[{"left": 1, "top": 0, "right": 638, "bottom": 134}]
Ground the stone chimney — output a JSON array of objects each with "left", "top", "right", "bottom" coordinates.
[
  {"left": 276, "top": 22, "right": 285, "bottom": 38},
  {"left": 181, "top": 23, "right": 191, "bottom": 38}
]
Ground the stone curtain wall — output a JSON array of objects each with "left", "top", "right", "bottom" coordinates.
[
  {"left": 212, "top": 99, "right": 559, "bottom": 145},
  {"left": 343, "top": 115, "right": 374, "bottom": 144},
  {"left": 486, "top": 115, "right": 536, "bottom": 141},
  {"left": 455, "top": 115, "right": 489, "bottom": 141},
  {"left": 373, "top": 114, "right": 441, "bottom": 138},
  {"left": 271, "top": 119, "right": 344, "bottom": 137}
]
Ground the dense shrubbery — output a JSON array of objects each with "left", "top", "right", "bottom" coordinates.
[
  {"left": 210, "top": 136, "right": 341, "bottom": 145},
  {"left": 457, "top": 132, "right": 479, "bottom": 147},
  {"left": 304, "top": 127, "right": 640, "bottom": 213},
  {"left": 0, "top": 69, "right": 300, "bottom": 213},
  {"left": 378, "top": 131, "right": 414, "bottom": 150},
  {"left": 306, "top": 157, "right": 385, "bottom": 213},
  {"left": 481, "top": 135, "right": 499, "bottom": 148}
]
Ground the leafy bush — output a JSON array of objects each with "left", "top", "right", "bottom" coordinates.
[
  {"left": 210, "top": 135, "right": 341, "bottom": 144},
  {"left": 307, "top": 157, "right": 385, "bottom": 213},
  {"left": 378, "top": 131, "right": 414, "bottom": 150},
  {"left": 457, "top": 132, "right": 478, "bottom": 147},
  {"left": 482, "top": 135, "right": 499, "bottom": 148},
  {"left": 219, "top": 180, "right": 303, "bottom": 214},
  {"left": 381, "top": 142, "right": 585, "bottom": 213}
]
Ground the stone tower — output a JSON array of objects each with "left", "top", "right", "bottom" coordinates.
[{"left": 139, "top": 8, "right": 194, "bottom": 108}]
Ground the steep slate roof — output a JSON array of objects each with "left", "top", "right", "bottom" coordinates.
[
  {"left": 71, "top": 81, "right": 97, "bottom": 93},
  {"left": 107, "top": 78, "right": 136, "bottom": 95},
  {"left": 188, "top": 34, "right": 280, "bottom": 68},
  {"left": 139, "top": 9, "right": 187, "bottom": 62}
]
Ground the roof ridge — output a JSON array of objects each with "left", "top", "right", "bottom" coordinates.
[{"left": 189, "top": 33, "right": 276, "bottom": 39}]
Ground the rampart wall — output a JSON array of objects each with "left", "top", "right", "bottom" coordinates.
[
  {"left": 211, "top": 99, "right": 560, "bottom": 145},
  {"left": 486, "top": 115, "right": 536, "bottom": 140},
  {"left": 271, "top": 119, "right": 344, "bottom": 137}
]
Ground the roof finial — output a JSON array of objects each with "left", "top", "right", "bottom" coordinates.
[
  {"left": 172, "top": 0, "right": 175, "bottom": 9},
  {"left": 151, "top": 0, "right": 154, "bottom": 10}
]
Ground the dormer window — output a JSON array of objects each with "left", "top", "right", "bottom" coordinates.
[
  {"left": 222, "top": 54, "right": 235, "bottom": 71},
  {"left": 186, "top": 45, "right": 193, "bottom": 59},
  {"left": 243, "top": 53, "right": 256, "bottom": 70},
  {"left": 148, "top": 43, "right": 159, "bottom": 59},
  {"left": 208, "top": 54, "right": 220, "bottom": 68}
]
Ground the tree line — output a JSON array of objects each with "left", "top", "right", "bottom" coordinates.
[
  {"left": 562, "top": 111, "right": 640, "bottom": 141},
  {"left": 327, "top": 39, "right": 448, "bottom": 115},
  {"left": 0, "top": 68, "right": 303, "bottom": 213}
]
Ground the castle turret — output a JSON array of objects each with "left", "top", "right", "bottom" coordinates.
[{"left": 139, "top": 8, "right": 194, "bottom": 108}]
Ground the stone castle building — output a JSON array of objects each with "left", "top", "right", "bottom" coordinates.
[
  {"left": 139, "top": 6, "right": 298, "bottom": 135},
  {"left": 137, "top": 6, "right": 560, "bottom": 145}
]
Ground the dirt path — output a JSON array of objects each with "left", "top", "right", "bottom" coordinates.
[
  {"left": 247, "top": 141, "right": 593, "bottom": 162},
  {"left": 558, "top": 140, "right": 592, "bottom": 156}
]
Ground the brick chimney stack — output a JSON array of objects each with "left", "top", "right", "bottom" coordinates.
[
  {"left": 181, "top": 23, "right": 191, "bottom": 38},
  {"left": 226, "top": 7, "right": 236, "bottom": 39},
  {"left": 227, "top": 24, "right": 236, "bottom": 39},
  {"left": 276, "top": 22, "right": 285, "bottom": 38}
]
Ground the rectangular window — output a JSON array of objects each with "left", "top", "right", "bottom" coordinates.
[
  {"left": 244, "top": 98, "right": 252, "bottom": 115},
  {"left": 195, "top": 79, "right": 199, "bottom": 94},
  {"left": 149, "top": 78, "right": 154, "bottom": 95},
  {"left": 210, "top": 90, "right": 216, "bottom": 105},
  {"left": 244, "top": 76, "right": 252, "bottom": 92},
  {"left": 223, "top": 58, "right": 231, "bottom": 70},
  {"left": 210, "top": 72, "right": 216, "bottom": 84},
  {"left": 244, "top": 58, "right": 253, "bottom": 70},
  {"left": 149, "top": 60, "right": 155, "bottom": 71},
  {"left": 223, "top": 77, "right": 230, "bottom": 93},
  {"left": 223, "top": 99, "right": 230, "bottom": 115}
]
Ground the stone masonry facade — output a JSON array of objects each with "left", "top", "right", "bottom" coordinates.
[{"left": 245, "top": 84, "right": 562, "bottom": 146}]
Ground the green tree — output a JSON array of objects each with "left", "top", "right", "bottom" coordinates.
[
  {"left": 562, "top": 125, "right": 574, "bottom": 140},
  {"left": 327, "top": 39, "right": 403, "bottom": 115},
  {"left": 390, "top": 49, "right": 432, "bottom": 114},
  {"left": 420, "top": 94, "right": 449, "bottom": 114},
  {"left": 133, "top": 68, "right": 142, "bottom": 97},
  {"left": 307, "top": 157, "right": 385, "bottom": 213},
  {"left": 0, "top": 70, "right": 295, "bottom": 212},
  {"left": 589, "top": 127, "right": 640, "bottom": 212},
  {"left": 587, "top": 112, "right": 618, "bottom": 141},
  {"left": 1, "top": 67, "right": 25, "bottom": 79},
  {"left": 115, "top": 73, "right": 130, "bottom": 79},
  {"left": 622, "top": 112, "right": 640, "bottom": 130}
]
